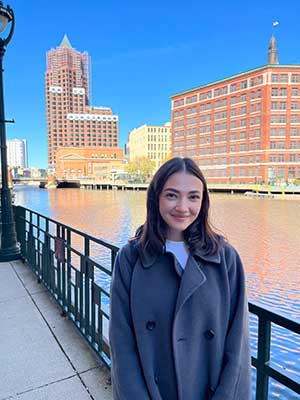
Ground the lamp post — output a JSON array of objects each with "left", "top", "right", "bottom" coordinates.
[{"left": 0, "top": 1, "right": 20, "bottom": 261}]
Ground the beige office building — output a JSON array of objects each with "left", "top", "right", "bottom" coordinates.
[{"left": 128, "top": 122, "right": 172, "bottom": 169}]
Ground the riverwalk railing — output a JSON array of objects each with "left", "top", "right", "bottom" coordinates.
[{"left": 14, "top": 205, "right": 300, "bottom": 399}]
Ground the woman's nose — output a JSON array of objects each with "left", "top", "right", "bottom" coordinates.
[{"left": 175, "top": 198, "right": 189, "bottom": 211}]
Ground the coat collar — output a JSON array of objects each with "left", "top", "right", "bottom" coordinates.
[{"left": 137, "top": 243, "right": 221, "bottom": 268}]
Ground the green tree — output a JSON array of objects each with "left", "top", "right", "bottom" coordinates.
[{"left": 125, "top": 157, "right": 156, "bottom": 182}]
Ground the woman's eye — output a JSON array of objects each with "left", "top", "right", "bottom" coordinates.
[
  {"left": 166, "top": 193, "right": 176, "bottom": 199},
  {"left": 189, "top": 195, "right": 200, "bottom": 201}
]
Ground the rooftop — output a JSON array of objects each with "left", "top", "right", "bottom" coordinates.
[{"left": 171, "top": 63, "right": 300, "bottom": 98}]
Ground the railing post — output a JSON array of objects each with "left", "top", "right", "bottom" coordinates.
[
  {"left": 14, "top": 205, "right": 25, "bottom": 256},
  {"left": 256, "top": 318, "right": 271, "bottom": 400}
]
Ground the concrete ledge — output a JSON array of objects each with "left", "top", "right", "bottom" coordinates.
[{"left": 0, "top": 260, "right": 112, "bottom": 400}]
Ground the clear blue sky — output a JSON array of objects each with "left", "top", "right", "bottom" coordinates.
[{"left": 4, "top": 0, "right": 300, "bottom": 168}]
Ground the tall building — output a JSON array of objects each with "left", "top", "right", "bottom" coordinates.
[
  {"left": 7, "top": 139, "right": 28, "bottom": 168},
  {"left": 45, "top": 35, "right": 119, "bottom": 172},
  {"left": 127, "top": 122, "right": 172, "bottom": 170},
  {"left": 171, "top": 36, "right": 300, "bottom": 184}
]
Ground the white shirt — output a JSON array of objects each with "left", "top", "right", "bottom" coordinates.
[{"left": 165, "top": 239, "right": 189, "bottom": 269}]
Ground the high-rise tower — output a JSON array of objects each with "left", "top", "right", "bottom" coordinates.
[{"left": 45, "top": 35, "right": 118, "bottom": 171}]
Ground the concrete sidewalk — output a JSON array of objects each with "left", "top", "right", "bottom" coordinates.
[{"left": 0, "top": 260, "right": 112, "bottom": 400}]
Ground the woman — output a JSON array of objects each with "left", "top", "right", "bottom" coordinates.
[{"left": 109, "top": 157, "right": 251, "bottom": 400}]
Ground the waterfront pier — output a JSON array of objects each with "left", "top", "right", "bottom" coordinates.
[{"left": 0, "top": 259, "right": 112, "bottom": 400}]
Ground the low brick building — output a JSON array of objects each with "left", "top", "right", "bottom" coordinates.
[{"left": 55, "top": 146, "right": 125, "bottom": 181}]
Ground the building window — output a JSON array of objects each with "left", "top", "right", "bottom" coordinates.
[
  {"left": 271, "top": 88, "right": 278, "bottom": 96},
  {"left": 280, "top": 88, "right": 287, "bottom": 96},
  {"left": 292, "top": 74, "right": 300, "bottom": 83},
  {"left": 230, "top": 83, "right": 237, "bottom": 92},
  {"left": 292, "top": 88, "right": 299, "bottom": 96},
  {"left": 241, "top": 80, "right": 247, "bottom": 89}
]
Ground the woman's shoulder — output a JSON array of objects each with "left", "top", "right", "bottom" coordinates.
[{"left": 116, "top": 240, "right": 140, "bottom": 266}]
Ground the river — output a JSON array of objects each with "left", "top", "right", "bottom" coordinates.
[{"left": 14, "top": 186, "right": 300, "bottom": 399}]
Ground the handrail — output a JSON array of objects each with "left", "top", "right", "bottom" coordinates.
[{"left": 14, "top": 205, "right": 300, "bottom": 399}]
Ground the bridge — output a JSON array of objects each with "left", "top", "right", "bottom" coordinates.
[{"left": 13, "top": 177, "right": 48, "bottom": 186}]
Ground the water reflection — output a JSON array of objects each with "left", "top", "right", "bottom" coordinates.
[{"left": 14, "top": 186, "right": 300, "bottom": 317}]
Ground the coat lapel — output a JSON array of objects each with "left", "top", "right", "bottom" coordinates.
[{"left": 174, "top": 256, "right": 207, "bottom": 316}]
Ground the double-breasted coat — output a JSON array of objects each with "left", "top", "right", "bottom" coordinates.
[{"left": 109, "top": 240, "right": 251, "bottom": 400}]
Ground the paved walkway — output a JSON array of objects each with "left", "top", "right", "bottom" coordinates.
[{"left": 0, "top": 260, "right": 112, "bottom": 400}]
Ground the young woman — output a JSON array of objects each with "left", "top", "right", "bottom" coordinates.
[{"left": 109, "top": 157, "right": 251, "bottom": 400}]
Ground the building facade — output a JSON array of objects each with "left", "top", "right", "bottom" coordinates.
[
  {"left": 55, "top": 146, "right": 125, "bottom": 181},
  {"left": 45, "top": 35, "right": 119, "bottom": 172},
  {"left": 7, "top": 139, "right": 28, "bottom": 168},
  {"left": 171, "top": 37, "right": 300, "bottom": 184},
  {"left": 127, "top": 122, "right": 172, "bottom": 169}
]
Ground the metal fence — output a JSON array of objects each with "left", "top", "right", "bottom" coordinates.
[{"left": 14, "top": 205, "right": 300, "bottom": 399}]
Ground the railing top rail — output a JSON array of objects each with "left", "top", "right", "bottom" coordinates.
[
  {"left": 15, "top": 205, "right": 119, "bottom": 252},
  {"left": 249, "top": 300, "right": 300, "bottom": 333}
]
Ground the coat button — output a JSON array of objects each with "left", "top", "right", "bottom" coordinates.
[
  {"left": 154, "top": 375, "right": 159, "bottom": 384},
  {"left": 204, "top": 329, "right": 215, "bottom": 340},
  {"left": 146, "top": 321, "right": 156, "bottom": 330}
]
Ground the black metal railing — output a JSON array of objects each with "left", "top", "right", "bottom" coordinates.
[{"left": 14, "top": 205, "right": 300, "bottom": 399}]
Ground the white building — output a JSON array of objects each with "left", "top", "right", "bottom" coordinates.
[{"left": 7, "top": 139, "right": 28, "bottom": 168}]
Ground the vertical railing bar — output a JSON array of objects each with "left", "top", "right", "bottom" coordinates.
[
  {"left": 256, "top": 315, "right": 271, "bottom": 400},
  {"left": 61, "top": 226, "right": 67, "bottom": 309},
  {"left": 84, "top": 237, "right": 91, "bottom": 338},
  {"left": 56, "top": 223, "right": 62, "bottom": 302},
  {"left": 66, "top": 229, "right": 72, "bottom": 315}
]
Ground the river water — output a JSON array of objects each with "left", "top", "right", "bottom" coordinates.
[{"left": 14, "top": 186, "right": 300, "bottom": 399}]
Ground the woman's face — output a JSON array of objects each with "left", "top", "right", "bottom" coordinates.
[{"left": 159, "top": 171, "right": 203, "bottom": 241}]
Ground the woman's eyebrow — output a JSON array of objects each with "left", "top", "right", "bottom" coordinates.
[{"left": 163, "top": 188, "right": 201, "bottom": 194}]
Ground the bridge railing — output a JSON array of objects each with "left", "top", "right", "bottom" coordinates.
[{"left": 14, "top": 205, "right": 300, "bottom": 399}]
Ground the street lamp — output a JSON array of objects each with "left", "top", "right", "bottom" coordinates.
[{"left": 0, "top": 1, "right": 20, "bottom": 261}]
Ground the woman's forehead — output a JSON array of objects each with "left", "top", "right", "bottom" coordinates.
[{"left": 162, "top": 171, "right": 203, "bottom": 191}]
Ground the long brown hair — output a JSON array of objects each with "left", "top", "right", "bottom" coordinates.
[{"left": 133, "top": 157, "right": 223, "bottom": 256}]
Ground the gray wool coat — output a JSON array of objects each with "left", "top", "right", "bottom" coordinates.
[{"left": 109, "top": 240, "right": 252, "bottom": 400}]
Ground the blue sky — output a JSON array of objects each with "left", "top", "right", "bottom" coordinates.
[{"left": 4, "top": 0, "right": 300, "bottom": 168}]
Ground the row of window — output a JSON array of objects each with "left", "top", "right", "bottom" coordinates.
[
  {"left": 271, "top": 74, "right": 300, "bottom": 83},
  {"left": 175, "top": 104, "right": 262, "bottom": 122},
  {"left": 270, "top": 141, "right": 300, "bottom": 149},
  {"left": 147, "top": 153, "right": 167, "bottom": 160},
  {"left": 147, "top": 127, "right": 169, "bottom": 133},
  {"left": 173, "top": 90, "right": 263, "bottom": 111},
  {"left": 269, "top": 154, "right": 300, "bottom": 162},
  {"left": 147, "top": 135, "right": 170, "bottom": 142},
  {"left": 147, "top": 144, "right": 170, "bottom": 151},
  {"left": 174, "top": 142, "right": 261, "bottom": 153}
]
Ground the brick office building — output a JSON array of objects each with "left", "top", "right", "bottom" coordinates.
[
  {"left": 45, "top": 35, "right": 119, "bottom": 173},
  {"left": 171, "top": 36, "right": 300, "bottom": 184}
]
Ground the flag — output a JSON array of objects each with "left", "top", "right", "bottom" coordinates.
[{"left": 272, "top": 21, "right": 279, "bottom": 27}]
